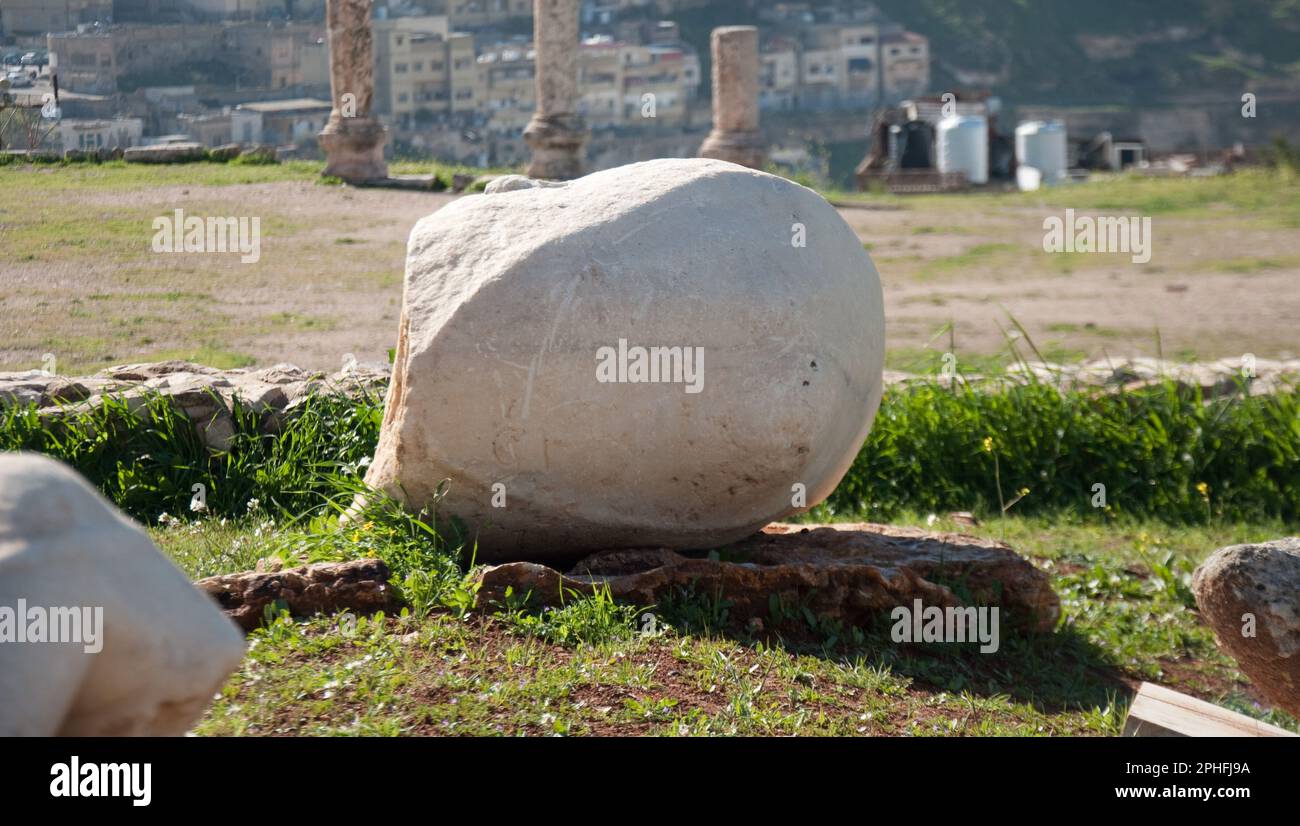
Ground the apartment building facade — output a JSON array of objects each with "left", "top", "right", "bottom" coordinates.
[
  {"left": 757, "top": 10, "right": 930, "bottom": 111},
  {"left": 373, "top": 15, "right": 452, "bottom": 126},
  {"left": 231, "top": 96, "right": 330, "bottom": 144},
  {"left": 48, "top": 21, "right": 327, "bottom": 95},
  {"left": 0, "top": 0, "right": 110, "bottom": 37},
  {"left": 55, "top": 115, "right": 144, "bottom": 153},
  {"left": 371, "top": 16, "right": 698, "bottom": 133}
]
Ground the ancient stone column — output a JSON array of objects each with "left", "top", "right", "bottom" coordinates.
[
  {"left": 698, "top": 26, "right": 766, "bottom": 169},
  {"left": 523, "top": 0, "right": 589, "bottom": 180},
  {"left": 318, "top": 0, "right": 388, "bottom": 183}
]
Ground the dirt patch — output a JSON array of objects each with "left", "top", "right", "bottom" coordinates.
[{"left": 4, "top": 178, "right": 1298, "bottom": 372}]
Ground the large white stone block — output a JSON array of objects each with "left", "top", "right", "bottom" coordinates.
[{"left": 365, "top": 158, "right": 884, "bottom": 559}]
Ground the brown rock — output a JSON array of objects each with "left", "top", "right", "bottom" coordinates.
[
  {"left": 1193, "top": 538, "right": 1300, "bottom": 718},
  {"left": 123, "top": 142, "right": 208, "bottom": 164},
  {"left": 194, "top": 558, "right": 398, "bottom": 632},
  {"left": 451, "top": 172, "right": 475, "bottom": 192},
  {"left": 472, "top": 522, "right": 1059, "bottom": 633},
  {"left": 209, "top": 143, "right": 242, "bottom": 162}
]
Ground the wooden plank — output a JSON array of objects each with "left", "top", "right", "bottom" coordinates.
[{"left": 1122, "top": 681, "right": 1297, "bottom": 737}]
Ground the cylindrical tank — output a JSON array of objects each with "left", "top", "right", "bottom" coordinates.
[
  {"left": 899, "top": 120, "right": 933, "bottom": 169},
  {"left": 936, "top": 115, "right": 988, "bottom": 185},
  {"left": 1015, "top": 120, "right": 1067, "bottom": 184}
]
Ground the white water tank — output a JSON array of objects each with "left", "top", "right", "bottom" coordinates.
[
  {"left": 936, "top": 115, "right": 988, "bottom": 185},
  {"left": 1015, "top": 120, "right": 1067, "bottom": 185}
]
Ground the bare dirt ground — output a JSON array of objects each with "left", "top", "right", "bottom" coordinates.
[
  {"left": 837, "top": 201, "right": 1300, "bottom": 368},
  {"left": 2, "top": 166, "right": 1297, "bottom": 374}
]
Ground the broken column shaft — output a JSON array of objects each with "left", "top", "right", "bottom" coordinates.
[
  {"left": 318, "top": 0, "right": 388, "bottom": 183},
  {"left": 524, "top": 0, "right": 589, "bottom": 180},
  {"left": 698, "top": 26, "right": 766, "bottom": 169}
]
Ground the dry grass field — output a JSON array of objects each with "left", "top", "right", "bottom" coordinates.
[{"left": 2, "top": 160, "right": 1297, "bottom": 375}]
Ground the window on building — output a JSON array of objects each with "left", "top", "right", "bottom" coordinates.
[{"left": 396, "top": 63, "right": 408, "bottom": 73}]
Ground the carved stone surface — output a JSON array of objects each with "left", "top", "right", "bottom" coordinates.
[{"left": 698, "top": 26, "right": 766, "bottom": 169}]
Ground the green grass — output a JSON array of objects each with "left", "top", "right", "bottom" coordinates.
[
  {"left": 5, "top": 157, "right": 1297, "bottom": 735},
  {"left": 4, "top": 369, "right": 1297, "bottom": 527},
  {"left": 0, "top": 390, "right": 383, "bottom": 522},
  {"left": 823, "top": 168, "right": 1300, "bottom": 227},
  {"left": 3, "top": 372, "right": 1295, "bottom": 735},
  {"left": 825, "top": 375, "right": 1300, "bottom": 525},
  {"left": 0, "top": 208, "right": 162, "bottom": 264},
  {"left": 161, "top": 510, "right": 1296, "bottom": 736},
  {"left": 917, "top": 242, "right": 1022, "bottom": 280},
  {"left": 0, "top": 158, "right": 324, "bottom": 191},
  {"left": 0, "top": 156, "right": 517, "bottom": 194},
  {"left": 1209, "top": 256, "right": 1299, "bottom": 274}
]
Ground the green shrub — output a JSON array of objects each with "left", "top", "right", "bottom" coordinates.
[
  {"left": 828, "top": 376, "right": 1300, "bottom": 524},
  {"left": 0, "top": 389, "right": 383, "bottom": 522},
  {"left": 4, "top": 373, "right": 1297, "bottom": 528}
]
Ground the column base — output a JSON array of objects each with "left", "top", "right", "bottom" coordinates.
[
  {"left": 524, "top": 114, "right": 589, "bottom": 181},
  {"left": 318, "top": 116, "right": 389, "bottom": 184},
  {"left": 698, "top": 129, "right": 767, "bottom": 170}
]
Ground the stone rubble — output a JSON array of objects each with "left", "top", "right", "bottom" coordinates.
[
  {"left": 2, "top": 355, "right": 1293, "bottom": 449},
  {"left": 1193, "top": 538, "right": 1300, "bottom": 718},
  {"left": 0, "top": 453, "right": 245, "bottom": 735},
  {"left": 194, "top": 558, "right": 399, "bottom": 633},
  {"left": 0, "top": 360, "right": 388, "bottom": 450},
  {"left": 472, "top": 522, "right": 1061, "bottom": 633}
]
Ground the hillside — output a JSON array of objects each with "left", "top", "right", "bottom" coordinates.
[{"left": 672, "top": 0, "right": 1300, "bottom": 106}]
